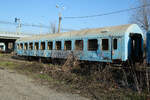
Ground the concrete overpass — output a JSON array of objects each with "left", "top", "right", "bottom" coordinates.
[{"left": 0, "top": 31, "right": 30, "bottom": 52}]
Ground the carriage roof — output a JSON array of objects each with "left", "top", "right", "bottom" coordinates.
[{"left": 17, "top": 24, "right": 142, "bottom": 42}]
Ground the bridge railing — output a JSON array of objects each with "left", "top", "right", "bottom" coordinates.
[{"left": 0, "top": 31, "right": 33, "bottom": 38}]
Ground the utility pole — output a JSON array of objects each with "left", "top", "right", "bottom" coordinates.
[
  {"left": 15, "top": 18, "right": 21, "bottom": 34},
  {"left": 58, "top": 13, "right": 62, "bottom": 33},
  {"left": 56, "top": 3, "right": 64, "bottom": 33},
  {"left": 18, "top": 19, "right": 21, "bottom": 34}
]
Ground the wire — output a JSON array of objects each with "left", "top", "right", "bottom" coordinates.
[
  {"left": 61, "top": 28, "right": 75, "bottom": 31},
  {"left": 64, "top": 4, "right": 150, "bottom": 19},
  {"left": 0, "top": 20, "right": 50, "bottom": 29},
  {"left": 0, "top": 20, "right": 75, "bottom": 32},
  {"left": 0, "top": 21, "right": 17, "bottom": 25}
]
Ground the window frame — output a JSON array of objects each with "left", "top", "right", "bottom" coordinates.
[
  {"left": 88, "top": 39, "right": 98, "bottom": 51},
  {"left": 24, "top": 43, "right": 28, "bottom": 50},
  {"left": 101, "top": 39, "right": 109, "bottom": 51},
  {"left": 34, "top": 42, "right": 39, "bottom": 50},
  {"left": 29, "top": 42, "right": 33, "bottom": 50},
  {"left": 113, "top": 38, "right": 118, "bottom": 50},
  {"left": 20, "top": 43, "right": 23, "bottom": 50},
  {"left": 17, "top": 44, "right": 19, "bottom": 49},
  {"left": 75, "top": 40, "right": 84, "bottom": 51},
  {"left": 41, "top": 42, "right": 45, "bottom": 50},
  {"left": 55, "top": 41, "right": 62, "bottom": 50},
  {"left": 47, "top": 41, "right": 53, "bottom": 50},
  {"left": 64, "top": 40, "right": 72, "bottom": 51}
]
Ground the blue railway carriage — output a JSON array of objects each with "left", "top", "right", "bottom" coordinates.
[
  {"left": 15, "top": 24, "right": 143, "bottom": 63},
  {"left": 147, "top": 31, "right": 150, "bottom": 64}
]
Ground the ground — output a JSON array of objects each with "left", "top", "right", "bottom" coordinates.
[
  {"left": 0, "top": 55, "right": 88, "bottom": 100},
  {"left": 0, "top": 54, "right": 148, "bottom": 100}
]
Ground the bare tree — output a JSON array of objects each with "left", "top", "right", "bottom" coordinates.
[{"left": 130, "top": 0, "right": 150, "bottom": 33}]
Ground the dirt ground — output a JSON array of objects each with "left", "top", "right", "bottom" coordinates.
[{"left": 0, "top": 56, "right": 89, "bottom": 100}]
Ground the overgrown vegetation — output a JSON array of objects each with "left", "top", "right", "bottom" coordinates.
[{"left": 0, "top": 54, "right": 149, "bottom": 100}]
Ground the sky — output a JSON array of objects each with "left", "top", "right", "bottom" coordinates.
[{"left": 0, "top": 0, "right": 137, "bottom": 34}]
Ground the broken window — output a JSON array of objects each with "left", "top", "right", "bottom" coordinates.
[
  {"left": 88, "top": 39, "right": 98, "bottom": 51},
  {"left": 8, "top": 43, "right": 13, "bottom": 50},
  {"left": 20, "top": 43, "right": 23, "bottom": 50},
  {"left": 64, "top": 41, "right": 72, "bottom": 50},
  {"left": 41, "top": 42, "right": 45, "bottom": 50},
  {"left": 113, "top": 39, "right": 117, "bottom": 50},
  {"left": 75, "top": 40, "right": 83, "bottom": 50},
  {"left": 35, "top": 42, "right": 39, "bottom": 50},
  {"left": 24, "top": 43, "right": 28, "bottom": 50},
  {"left": 17, "top": 44, "right": 19, "bottom": 49},
  {"left": 102, "top": 39, "right": 109, "bottom": 50},
  {"left": 56, "top": 41, "right": 61, "bottom": 50},
  {"left": 29, "top": 43, "right": 33, "bottom": 50},
  {"left": 48, "top": 41, "right": 53, "bottom": 50}
]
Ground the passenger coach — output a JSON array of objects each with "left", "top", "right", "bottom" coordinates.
[{"left": 15, "top": 24, "right": 143, "bottom": 63}]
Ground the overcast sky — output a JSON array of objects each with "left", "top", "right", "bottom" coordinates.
[{"left": 0, "top": 0, "right": 137, "bottom": 34}]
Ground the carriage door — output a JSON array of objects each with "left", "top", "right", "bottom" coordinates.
[
  {"left": 130, "top": 33, "right": 143, "bottom": 62},
  {"left": 100, "top": 37, "right": 112, "bottom": 61},
  {"left": 112, "top": 37, "right": 122, "bottom": 60}
]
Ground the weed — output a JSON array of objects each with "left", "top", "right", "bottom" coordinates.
[
  {"left": 0, "top": 61, "right": 17, "bottom": 69},
  {"left": 38, "top": 74, "right": 53, "bottom": 81}
]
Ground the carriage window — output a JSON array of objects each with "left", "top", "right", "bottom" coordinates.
[
  {"left": 102, "top": 39, "right": 109, "bottom": 50},
  {"left": 41, "top": 42, "right": 45, "bottom": 50},
  {"left": 8, "top": 43, "right": 13, "bottom": 50},
  {"left": 75, "top": 40, "right": 83, "bottom": 50},
  {"left": 113, "top": 39, "right": 117, "bottom": 50},
  {"left": 48, "top": 41, "right": 53, "bottom": 50},
  {"left": 17, "top": 44, "right": 19, "bottom": 49},
  {"left": 29, "top": 43, "right": 33, "bottom": 50},
  {"left": 65, "top": 41, "right": 72, "bottom": 50},
  {"left": 56, "top": 41, "right": 61, "bottom": 50},
  {"left": 88, "top": 39, "right": 98, "bottom": 51},
  {"left": 20, "top": 43, "right": 23, "bottom": 50},
  {"left": 24, "top": 43, "right": 28, "bottom": 50},
  {"left": 35, "top": 42, "right": 39, "bottom": 50}
]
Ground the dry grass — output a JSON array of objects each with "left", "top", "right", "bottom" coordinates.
[{"left": 0, "top": 54, "right": 149, "bottom": 100}]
